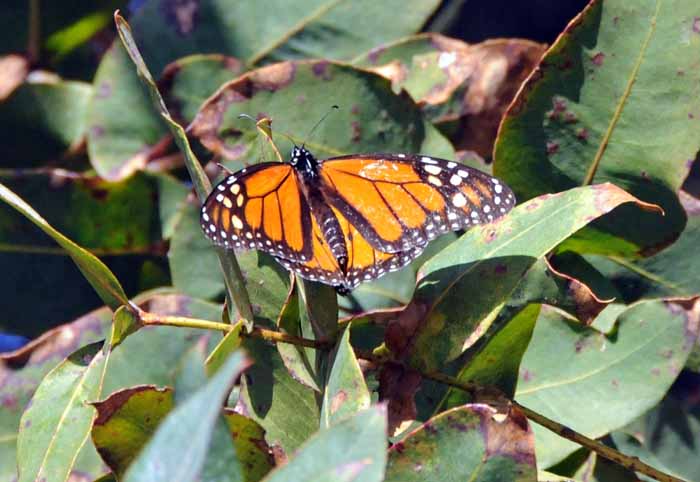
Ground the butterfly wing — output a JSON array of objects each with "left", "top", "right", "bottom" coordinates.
[
  {"left": 274, "top": 206, "right": 425, "bottom": 291},
  {"left": 200, "top": 163, "right": 314, "bottom": 262},
  {"left": 333, "top": 207, "right": 425, "bottom": 289},
  {"left": 318, "top": 154, "right": 516, "bottom": 253}
]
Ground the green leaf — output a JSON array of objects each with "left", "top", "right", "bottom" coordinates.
[
  {"left": 321, "top": 325, "right": 371, "bottom": 427},
  {"left": 385, "top": 404, "right": 536, "bottom": 481},
  {"left": 276, "top": 285, "right": 321, "bottom": 392},
  {"left": 91, "top": 386, "right": 174, "bottom": 478},
  {"left": 515, "top": 300, "right": 699, "bottom": 466},
  {"left": 17, "top": 341, "right": 109, "bottom": 482},
  {"left": 111, "top": 305, "right": 141, "bottom": 347},
  {"left": 0, "top": 80, "right": 91, "bottom": 167},
  {"left": 189, "top": 60, "right": 455, "bottom": 163},
  {"left": 0, "top": 182, "right": 128, "bottom": 310},
  {"left": 587, "top": 192, "right": 700, "bottom": 302},
  {"left": 123, "top": 351, "right": 251, "bottom": 482},
  {"left": 237, "top": 338, "right": 320, "bottom": 454},
  {"left": 263, "top": 405, "right": 387, "bottom": 482},
  {"left": 206, "top": 320, "right": 244, "bottom": 376},
  {"left": 441, "top": 303, "right": 540, "bottom": 409},
  {"left": 161, "top": 54, "right": 244, "bottom": 123},
  {"left": 400, "top": 184, "right": 661, "bottom": 371},
  {"left": 494, "top": 0, "right": 700, "bottom": 255},
  {"left": 87, "top": 42, "right": 168, "bottom": 181}
]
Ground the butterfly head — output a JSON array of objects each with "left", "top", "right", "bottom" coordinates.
[{"left": 290, "top": 145, "right": 319, "bottom": 179}]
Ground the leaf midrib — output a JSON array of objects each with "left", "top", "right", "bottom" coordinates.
[
  {"left": 247, "top": 0, "right": 345, "bottom": 65},
  {"left": 582, "top": 0, "right": 662, "bottom": 185},
  {"left": 516, "top": 323, "right": 669, "bottom": 396}
]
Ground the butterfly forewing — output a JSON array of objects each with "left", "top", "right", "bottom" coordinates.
[
  {"left": 200, "top": 163, "right": 314, "bottom": 263},
  {"left": 317, "top": 154, "right": 516, "bottom": 253}
]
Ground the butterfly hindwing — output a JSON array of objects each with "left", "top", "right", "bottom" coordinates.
[
  {"left": 318, "top": 154, "right": 515, "bottom": 253},
  {"left": 200, "top": 163, "right": 314, "bottom": 262}
]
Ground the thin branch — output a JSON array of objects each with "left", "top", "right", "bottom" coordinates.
[
  {"left": 138, "top": 311, "right": 331, "bottom": 350},
  {"left": 513, "top": 403, "right": 683, "bottom": 482},
  {"left": 28, "top": 0, "right": 40, "bottom": 63}
]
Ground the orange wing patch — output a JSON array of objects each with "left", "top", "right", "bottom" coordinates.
[
  {"left": 200, "top": 163, "right": 313, "bottom": 261},
  {"left": 320, "top": 155, "right": 516, "bottom": 253}
]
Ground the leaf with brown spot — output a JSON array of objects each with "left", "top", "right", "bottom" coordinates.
[
  {"left": 354, "top": 34, "right": 546, "bottom": 159},
  {"left": 385, "top": 403, "right": 536, "bottom": 481},
  {"left": 189, "top": 60, "right": 455, "bottom": 163},
  {"left": 495, "top": 0, "right": 700, "bottom": 256},
  {"left": 321, "top": 325, "right": 371, "bottom": 427},
  {"left": 516, "top": 299, "right": 700, "bottom": 466},
  {"left": 91, "top": 386, "right": 174, "bottom": 478}
]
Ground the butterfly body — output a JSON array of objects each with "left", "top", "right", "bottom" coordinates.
[{"left": 201, "top": 147, "right": 515, "bottom": 293}]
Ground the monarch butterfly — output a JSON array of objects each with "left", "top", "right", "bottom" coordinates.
[{"left": 200, "top": 146, "right": 515, "bottom": 294}]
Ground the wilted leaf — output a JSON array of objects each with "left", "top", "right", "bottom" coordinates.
[
  {"left": 387, "top": 184, "right": 661, "bottom": 372},
  {"left": 385, "top": 404, "right": 536, "bottom": 481},
  {"left": 515, "top": 300, "right": 700, "bottom": 466},
  {"left": 123, "top": 351, "right": 250, "bottom": 482},
  {"left": 378, "top": 363, "right": 423, "bottom": 435},
  {"left": 91, "top": 386, "right": 173, "bottom": 478},
  {"left": 0, "top": 182, "right": 128, "bottom": 311},
  {"left": 17, "top": 341, "right": 109, "bottom": 482},
  {"left": 263, "top": 405, "right": 387, "bottom": 482},
  {"left": 236, "top": 338, "right": 320, "bottom": 454},
  {"left": 355, "top": 34, "right": 546, "bottom": 158},
  {"left": 321, "top": 325, "right": 371, "bottom": 427},
  {"left": 189, "top": 60, "right": 454, "bottom": 163},
  {"left": 494, "top": 0, "right": 700, "bottom": 256},
  {"left": 0, "top": 80, "right": 91, "bottom": 167},
  {"left": 222, "top": 410, "right": 275, "bottom": 482}
]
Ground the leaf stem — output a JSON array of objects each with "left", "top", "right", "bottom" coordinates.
[{"left": 138, "top": 311, "right": 332, "bottom": 350}]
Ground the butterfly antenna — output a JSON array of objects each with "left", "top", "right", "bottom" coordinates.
[{"left": 302, "top": 105, "right": 339, "bottom": 148}]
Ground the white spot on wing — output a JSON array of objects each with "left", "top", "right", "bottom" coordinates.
[
  {"left": 424, "top": 165, "right": 442, "bottom": 175},
  {"left": 450, "top": 174, "right": 461, "bottom": 186},
  {"left": 452, "top": 192, "right": 467, "bottom": 207},
  {"left": 428, "top": 175, "right": 442, "bottom": 186}
]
